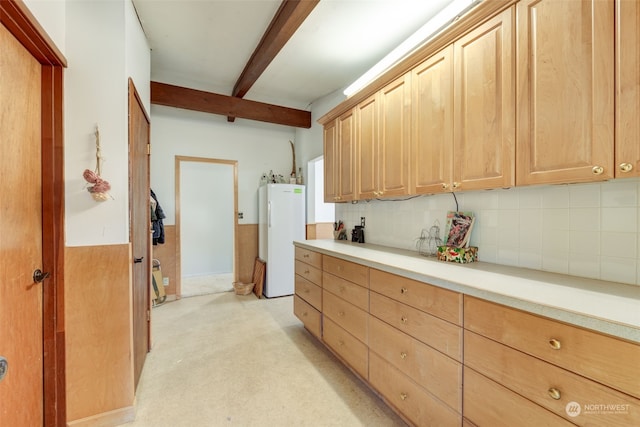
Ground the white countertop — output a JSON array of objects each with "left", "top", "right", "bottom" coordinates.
[{"left": 294, "top": 240, "right": 640, "bottom": 343}]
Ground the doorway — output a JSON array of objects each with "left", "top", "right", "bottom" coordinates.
[{"left": 175, "top": 156, "right": 238, "bottom": 297}]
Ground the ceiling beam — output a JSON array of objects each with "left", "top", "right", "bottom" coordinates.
[
  {"left": 228, "top": 0, "right": 319, "bottom": 122},
  {"left": 151, "top": 81, "right": 311, "bottom": 128}
]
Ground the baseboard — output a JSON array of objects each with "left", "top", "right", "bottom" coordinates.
[{"left": 67, "top": 405, "right": 135, "bottom": 427}]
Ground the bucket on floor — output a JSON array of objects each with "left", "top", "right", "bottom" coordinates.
[{"left": 233, "top": 282, "right": 255, "bottom": 296}]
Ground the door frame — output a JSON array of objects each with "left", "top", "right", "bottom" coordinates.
[
  {"left": 0, "top": 0, "right": 66, "bottom": 425},
  {"left": 175, "top": 156, "right": 239, "bottom": 297}
]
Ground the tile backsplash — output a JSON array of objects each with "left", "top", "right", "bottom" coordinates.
[{"left": 336, "top": 177, "right": 640, "bottom": 286}]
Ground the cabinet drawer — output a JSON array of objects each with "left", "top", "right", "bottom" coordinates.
[
  {"left": 323, "top": 317, "right": 368, "bottom": 379},
  {"left": 369, "top": 352, "right": 461, "bottom": 427},
  {"left": 323, "top": 289, "right": 368, "bottom": 344},
  {"left": 464, "top": 296, "right": 640, "bottom": 399},
  {"left": 294, "top": 260, "right": 322, "bottom": 286},
  {"left": 295, "top": 275, "right": 321, "bottom": 310},
  {"left": 295, "top": 247, "right": 322, "bottom": 269},
  {"left": 370, "top": 291, "right": 462, "bottom": 361},
  {"left": 323, "top": 255, "right": 369, "bottom": 287},
  {"left": 369, "top": 316, "right": 462, "bottom": 413},
  {"left": 294, "top": 295, "right": 321, "bottom": 338},
  {"left": 464, "top": 330, "right": 640, "bottom": 427},
  {"left": 464, "top": 367, "right": 574, "bottom": 427},
  {"left": 323, "top": 271, "right": 368, "bottom": 311},
  {"left": 370, "top": 269, "right": 462, "bottom": 325}
]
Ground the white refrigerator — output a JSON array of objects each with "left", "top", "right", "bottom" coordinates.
[{"left": 258, "top": 184, "right": 305, "bottom": 298}]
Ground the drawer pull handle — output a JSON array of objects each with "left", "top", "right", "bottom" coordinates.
[
  {"left": 338, "top": 340, "right": 345, "bottom": 346},
  {"left": 548, "top": 388, "right": 561, "bottom": 400},
  {"left": 400, "top": 287, "right": 408, "bottom": 294},
  {"left": 400, "top": 393, "right": 408, "bottom": 401},
  {"left": 302, "top": 311, "right": 308, "bottom": 317},
  {"left": 303, "top": 254, "right": 309, "bottom": 258},
  {"left": 401, "top": 316, "right": 408, "bottom": 324},
  {"left": 339, "top": 286, "right": 346, "bottom": 293},
  {"left": 339, "top": 311, "right": 345, "bottom": 317},
  {"left": 400, "top": 352, "right": 407, "bottom": 359},
  {"left": 549, "top": 339, "right": 562, "bottom": 350},
  {"left": 304, "top": 270, "right": 310, "bottom": 274},
  {"left": 304, "top": 288, "right": 309, "bottom": 293}
]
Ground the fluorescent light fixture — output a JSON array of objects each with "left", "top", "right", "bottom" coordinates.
[{"left": 343, "top": 0, "right": 480, "bottom": 97}]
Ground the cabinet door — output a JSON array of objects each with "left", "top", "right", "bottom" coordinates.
[
  {"left": 379, "top": 74, "right": 411, "bottom": 198},
  {"left": 356, "top": 93, "right": 379, "bottom": 199},
  {"left": 616, "top": 0, "right": 640, "bottom": 178},
  {"left": 517, "top": 0, "right": 614, "bottom": 185},
  {"left": 412, "top": 45, "right": 454, "bottom": 195},
  {"left": 323, "top": 119, "right": 337, "bottom": 203},
  {"left": 453, "top": 7, "right": 515, "bottom": 191},
  {"left": 337, "top": 109, "right": 356, "bottom": 202}
]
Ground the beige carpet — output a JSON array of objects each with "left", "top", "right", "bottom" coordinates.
[
  {"left": 122, "top": 292, "right": 406, "bottom": 426},
  {"left": 181, "top": 273, "right": 234, "bottom": 297}
]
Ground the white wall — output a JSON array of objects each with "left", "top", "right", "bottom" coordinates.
[
  {"left": 180, "top": 162, "right": 233, "bottom": 276},
  {"left": 63, "top": 0, "right": 150, "bottom": 246},
  {"left": 150, "top": 105, "right": 296, "bottom": 225}
]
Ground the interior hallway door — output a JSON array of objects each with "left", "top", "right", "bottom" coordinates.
[
  {"left": 0, "top": 23, "right": 44, "bottom": 425},
  {"left": 129, "top": 79, "right": 151, "bottom": 389}
]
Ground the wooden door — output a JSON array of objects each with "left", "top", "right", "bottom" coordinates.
[
  {"left": 379, "top": 74, "right": 411, "bottom": 198},
  {"left": 0, "top": 23, "right": 44, "bottom": 425},
  {"left": 323, "top": 119, "right": 337, "bottom": 202},
  {"left": 356, "top": 93, "right": 379, "bottom": 199},
  {"left": 516, "top": 0, "right": 614, "bottom": 185},
  {"left": 616, "top": 0, "right": 640, "bottom": 178},
  {"left": 337, "top": 109, "right": 355, "bottom": 202},
  {"left": 412, "top": 45, "right": 454, "bottom": 195},
  {"left": 129, "top": 79, "right": 151, "bottom": 389},
  {"left": 453, "top": 7, "right": 515, "bottom": 192}
]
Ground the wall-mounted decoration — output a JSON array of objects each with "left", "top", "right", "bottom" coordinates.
[{"left": 83, "top": 126, "right": 112, "bottom": 201}]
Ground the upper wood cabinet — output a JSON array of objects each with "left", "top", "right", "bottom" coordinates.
[
  {"left": 412, "top": 46, "right": 454, "bottom": 195},
  {"left": 323, "top": 119, "right": 338, "bottom": 203},
  {"left": 356, "top": 93, "right": 379, "bottom": 199},
  {"left": 453, "top": 7, "right": 515, "bottom": 192},
  {"left": 616, "top": 0, "right": 640, "bottom": 178},
  {"left": 337, "top": 108, "right": 356, "bottom": 202},
  {"left": 516, "top": 0, "right": 615, "bottom": 185},
  {"left": 378, "top": 74, "right": 411, "bottom": 198}
]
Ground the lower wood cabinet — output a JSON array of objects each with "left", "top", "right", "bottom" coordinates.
[
  {"left": 293, "top": 295, "right": 321, "bottom": 338},
  {"left": 463, "top": 367, "right": 574, "bottom": 427},
  {"left": 323, "top": 316, "right": 368, "bottom": 379},
  {"left": 369, "top": 351, "right": 461, "bottom": 426}
]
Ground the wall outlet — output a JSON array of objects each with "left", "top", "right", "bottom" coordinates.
[
  {"left": 238, "top": 212, "right": 244, "bottom": 219},
  {"left": 162, "top": 277, "right": 169, "bottom": 286}
]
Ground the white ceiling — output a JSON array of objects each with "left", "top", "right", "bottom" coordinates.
[{"left": 132, "top": 0, "right": 454, "bottom": 110}]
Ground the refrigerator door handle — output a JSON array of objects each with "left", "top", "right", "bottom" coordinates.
[{"left": 268, "top": 201, "right": 271, "bottom": 228}]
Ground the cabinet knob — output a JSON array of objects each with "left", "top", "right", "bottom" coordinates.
[
  {"left": 400, "top": 392, "right": 408, "bottom": 401},
  {"left": 338, "top": 340, "right": 345, "bottom": 346},
  {"left": 304, "top": 270, "right": 310, "bottom": 274},
  {"left": 338, "top": 311, "right": 345, "bottom": 317},
  {"left": 400, "top": 352, "right": 407, "bottom": 359},
  {"left": 452, "top": 182, "right": 460, "bottom": 189},
  {"left": 619, "top": 163, "right": 634, "bottom": 173},
  {"left": 442, "top": 183, "right": 449, "bottom": 190},
  {"left": 401, "top": 316, "right": 408, "bottom": 324},
  {"left": 303, "top": 254, "right": 309, "bottom": 258},
  {"left": 302, "top": 311, "right": 308, "bottom": 317},
  {"left": 592, "top": 165, "right": 604, "bottom": 175},
  {"left": 548, "top": 338, "right": 562, "bottom": 350},
  {"left": 400, "top": 287, "right": 408, "bottom": 294},
  {"left": 548, "top": 388, "right": 561, "bottom": 400}
]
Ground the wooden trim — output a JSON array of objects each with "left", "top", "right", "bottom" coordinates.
[
  {"left": 317, "top": 0, "right": 516, "bottom": 125},
  {"left": 151, "top": 81, "right": 311, "bottom": 128},
  {"left": 66, "top": 405, "right": 135, "bottom": 427},
  {"left": 175, "top": 156, "right": 240, "bottom": 297},
  {"left": 1, "top": 1, "right": 66, "bottom": 425},
  {"left": 0, "top": 0, "right": 66, "bottom": 66},
  {"left": 232, "top": 0, "right": 319, "bottom": 99}
]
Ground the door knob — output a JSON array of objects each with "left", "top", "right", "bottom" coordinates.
[
  {"left": 134, "top": 257, "right": 144, "bottom": 263},
  {"left": 33, "top": 269, "right": 50, "bottom": 283}
]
